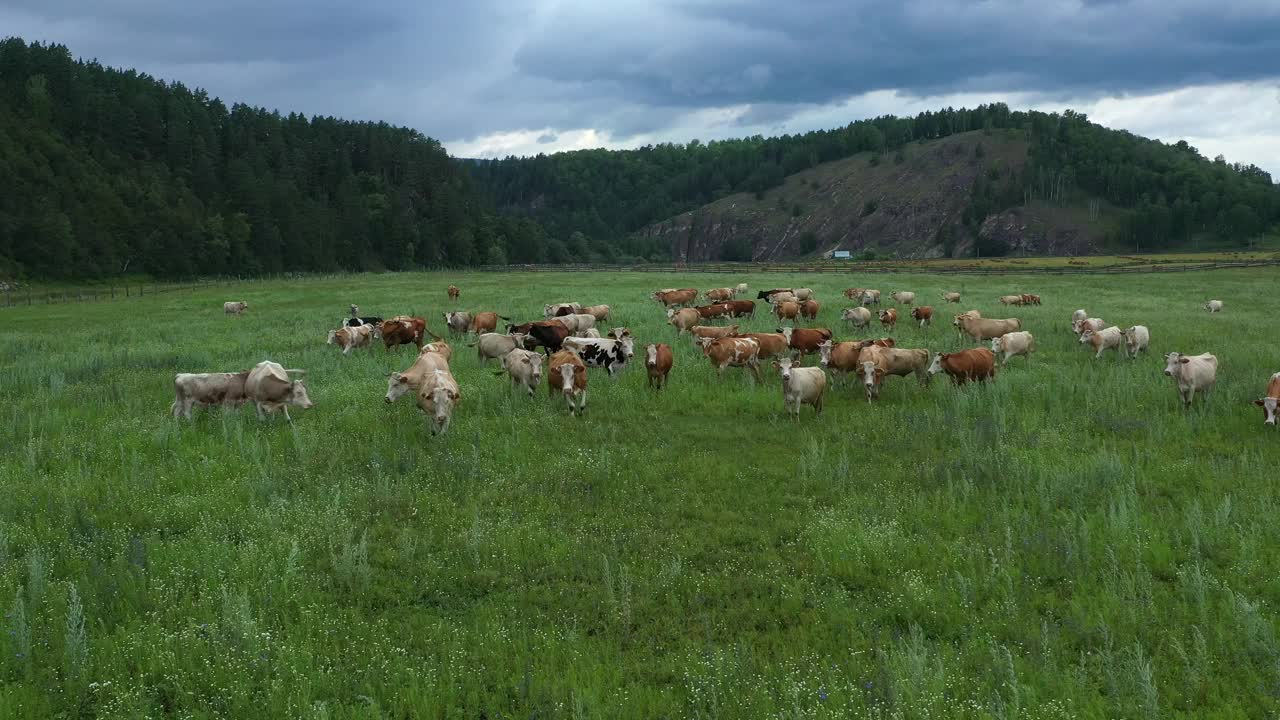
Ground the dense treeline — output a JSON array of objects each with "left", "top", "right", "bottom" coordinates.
[
  {"left": 0, "top": 39, "right": 559, "bottom": 279},
  {"left": 474, "top": 106, "right": 1279, "bottom": 255}
]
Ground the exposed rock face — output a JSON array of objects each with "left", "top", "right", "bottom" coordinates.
[{"left": 978, "top": 209, "right": 1100, "bottom": 256}]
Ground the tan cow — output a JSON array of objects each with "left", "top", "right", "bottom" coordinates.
[
  {"left": 705, "top": 287, "right": 735, "bottom": 302},
  {"left": 774, "top": 356, "right": 826, "bottom": 417},
  {"left": 386, "top": 348, "right": 451, "bottom": 403},
  {"left": 326, "top": 324, "right": 375, "bottom": 355},
  {"left": 1122, "top": 326, "right": 1150, "bottom": 359},
  {"left": 548, "top": 350, "right": 588, "bottom": 416},
  {"left": 497, "top": 348, "right": 543, "bottom": 397},
  {"left": 799, "top": 300, "right": 820, "bottom": 320},
  {"left": 171, "top": 371, "right": 249, "bottom": 419},
  {"left": 890, "top": 291, "right": 915, "bottom": 305},
  {"left": 956, "top": 315, "right": 1020, "bottom": 342},
  {"left": 793, "top": 288, "right": 815, "bottom": 301},
  {"left": 774, "top": 301, "right": 801, "bottom": 321},
  {"left": 941, "top": 292, "right": 961, "bottom": 303},
  {"left": 816, "top": 340, "right": 863, "bottom": 385},
  {"left": 581, "top": 304, "right": 611, "bottom": 321},
  {"left": 544, "top": 302, "right": 582, "bottom": 318},
  {"left": 667, "top": 307, "right": 702, "bottom": 333},
  {"left": 733, "top": 332, "right": 789, "bottom": 361},
  {"left": 734, "top": 283, "right": 749, "bottom": 296},
  {"left": 860, "top": 289, "right": 881, "bottom": 306},
  {"left": 1203, "top": 300, "right": 1224, "bottom": 313},
  {"left": 472, "top": 332, "right": 528, "bottom": 363},
  {"left": 691, "top": 325, "right": 740, "bottom": 342},
  {"left": 1163, "top": 352, "right": 1217, "bottom": 407},
  {"left": 841, "top": 306, "right": 872, "bottom": 329},
  {"left": 857, "top": 345, "right": 931, "bottom": 401},
  {"left": 998, "top": 294, "right": 1024, "bottom": 306},
  {"left": 990, "top": 331, "right": 1036, "bottom": 365},
  {"left": 245, "top": 361, "right": 313, "bottom": 421},
  {"left": 417, "top": 367, "right": 460, "bottom": 435},
  {"left": 223, "top": 301, "right": 249, "bottom": 315},
  {"left": 1074, "top": 317, "right": 1106, "bottom": 338}
]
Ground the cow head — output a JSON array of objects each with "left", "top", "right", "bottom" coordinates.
[
  {"left": 385, "top": 372, "right": 414, "bottom": 403},
  {"left": 1254, "top": 397, "right": 1279, "bottom": 426},
  {"left": 426, "top": 378, "right": 459, "bottom": 435},
  {"left": 777, "top": 327, "right": 793, "bottom": 343},
  {"left": 927, "top": 353, "right": 947, "bottom": 377},
  {"left": 1163, "top": 352, "right": 1187, "bottom": 376},
  {"left": 326, "top": 329, "right": 338, "bottom": 345},
  {"left": 557, "top": 363, "right": 576, "bottom": 394},
  {"left": 526, "top": 352, "right": 543, "bottom": 384},
  {"left": 645, "top": 344, "right": 659, "bottom": 367},
  {"left": 1079, "top": 330, "right": 1095, "bottom": 345},
  {"left": 859, "top": 360, "right": 884, "bottom": 400},
  {"left": 287, "top": 380, "right": 314, "bottom": 410},
  {"left": 773, "top": 356, "right": 796, "bottom": 382},
  {"left": 666, "top": 307, "right": 677, "bottom": 320},
  {"left": 618, "top": 335, "right": 636, "bottom": 360},
  {"left": 816, "top": 340, "right": 833, "bottom": 367},
  {"left": 989, "top": 337, "right": 1003, "bottom": 353}
]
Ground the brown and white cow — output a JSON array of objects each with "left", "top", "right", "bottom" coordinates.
[
  {"left": 379, "top": 317, "right": 427, "bottom": 351},
  {"left": 417, "top": 367, "right": 460, "bottom": 435},
  {"left": 548, "top": 350, "right": 588, "bottom": 416},
  {"left": 172, "top": 371, "right": 249, "bottom": 419},
  {"left": 444, "top": 311, "right": 506, "bottom": 335},
  {"left": 1080, "top": 326, "right": 1124, "bottom": 359},
  {"left": 927, "top": 348, "right": 997, "bottom": 386},
  {"left": 245, "top": 361, "right": 314, "bottom": 421},
  {"left": 327, "top": 323, "right": 376, "bottom": 355},
  {"left": 775, "top": 356, "right": 826, "bottom": 417},
  {"left": 778, "top": 327, "right": 833, "bottom": 359},
  {"left": 1254, "top": 372, "right": 1280, "bottom": 426},
  {"left": 732, "top": 332, "right": 789, "bottom": 361},
  {"left": 497, "top": 348, "right": 543, "bottom": 398},
  {"left": 799, "top": 299, "right": 820, "bottom": 320},
  {"left": 705, "top": 287, "right": 735, "bottom": 303},
  {"left": 447, "top": 284, "right": 460, "bottom": 300},
  {"left": 843, "top": 288, "right": 865, "bottom": 301},
  {"left": 697, "top": 336, "right": 762, "bottom": 379},
  {"left": 695, "top": 303, "right": 735, "bottom": 321},
  {"left": 223, "top": 301, "right": 249, "bottom": 315},
  {"left": 645, "top": 343, "right": 674, "bottom": 390},
  {"left": 910, "top": 306, "right": 933, "bottom": 328},
  {"left": 420, "top": 340, "right": 452, "bottom": 361},
  {"left": 544, "top": 302, "right": 582, "bottom": 319},
  {"left": 1021, "top": 294, "right": 1041, "bottom": 305},
  {"left": 857, "top": 346, "right": 931, "bottom": 401},
  {"left": 878, "top": 308, "right": 898, "bottom": 329},
  {"left": 1163, "top": 352, "right": 1217, "bottom": 407},
  {"left": 1073, "top": 317, "right": 1107, "bottom": 339},
  {"left": 816, "top": 340, "right": 862, "bottom": 384}
]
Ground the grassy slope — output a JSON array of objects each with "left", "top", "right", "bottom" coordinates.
[{"left": 0, "top": 269, "right": 1277, "bottom": 718}]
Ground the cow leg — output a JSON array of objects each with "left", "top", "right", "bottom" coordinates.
[
  {"left": 255, "top": 402, "right": 266, "bottom": 420},
  {"left": 579, "top": 390, "right": 588, "bottom": 415},
  {"left": 283, "top": 406, "right": 293, "bottom": 424}
]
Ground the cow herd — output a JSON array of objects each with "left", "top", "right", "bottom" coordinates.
[{"left": 180, "top": 284, "right": 1277, "bottom": 432}]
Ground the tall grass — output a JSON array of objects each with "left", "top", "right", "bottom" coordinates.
[{"left": 0, "top": 269, "right": 1276, "bottom": 717}]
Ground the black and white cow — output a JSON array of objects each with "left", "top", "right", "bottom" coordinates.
[
  {"left": 344, "top": 316, "right": 383, "bottom": 328},
  {"left": 562, "top": 336, "right": 636, "bottom": 377}
]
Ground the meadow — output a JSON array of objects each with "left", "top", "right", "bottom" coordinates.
[{"left": 0, "top": 268, "right": 1277, "bottom": 719}]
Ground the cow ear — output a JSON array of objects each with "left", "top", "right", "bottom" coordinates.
[{"left": 1179, "top": 358, "right": 1190, "bottom": 364}]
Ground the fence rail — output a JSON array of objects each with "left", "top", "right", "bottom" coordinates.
[{"left": 4, "top": 258, "right": 1277, "bottom": 310}]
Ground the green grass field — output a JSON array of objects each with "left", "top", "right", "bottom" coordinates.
[{"left": 1, "top": 269, "right": 1277, "bottom": 718}]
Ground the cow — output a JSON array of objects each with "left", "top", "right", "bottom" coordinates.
[
  {"left": 420, "top": 340, "right": 452, "bottom": 361},
  {"left": 223, "top": 301, "right": 248, "bottom": 315},
  {"left": 444, "top": 311, "right": 506, "bottom": 335},
  {"left": 705, "top": 287, "right": 735, "bottom": 302},
  {"left": 695, "top": 303, "right": 734, "bottom": 321},
  {"left": 956, "top": 315, "right": 1020, "bottom": 342},
  {"left": 524, "top": 321, "right": 570, "bottom": 356},
  {"left": 842, "top": 307, "right": 872, "bottom": 329},
  {"left": 734, "top": 283, "right": 749, "bottom": 296},
  {"left": 379, "top": 317, "right": 427, "bottom": 351},
  {"left": 843, "top": 288, "right": 865, "bottom": 301},
  {"left": 724, "top": 300, "right": 756, "bottom": 317},
  {"left": 327, "top": 323, "right": 375, "bottom": 355},
  {"left": 698, "top": 336, "right": 762, "bottom": 380},
  {"left": 774, "top": 356, "right": 826, "bottom": 417},
  {"left": 668, "top": 307, "right": 702, "bottom": 334},
  {"left": 860, "top": 290, "right": 881, "bottom": 306},
  {"left": 879, "top": 308, "right": 898, "bottom": 329},
  {"left": 857, "top": 346, "right": 931, "bottom": 401},
  {"left": 1071, "top": 309, "right": 1087, "bottom": 330},
  {"left": 171, "top": 371, "right": 249, "bottom": 420},
  {"left": 890, "top": 291, "right": 915, "bottom": 305},
  {"left": 775, "top": 301, "right": 801, "bottom": 321},
  {"left": 757, "top": 288, "right": 793, "bottom": 300},
  {"left": 472, "top": 332, "right": 528, "bottom": 363},
  {"left": 778, "top": 326, "right": 832, "bottom": 359},
  {"left": 344, "top": 316, "right": 383, "bottom": 328},
  {"left": 557, "top": 313, "right": 598, "bottom": 334},
  {"left": 1021, "top": 294, "right": 1041, "bottom": 305},
  {"left": 1254, "top": 372, "right": 1280, "bottom": 426},
  {"left": 1204, "top": 300, "right": 1224, "bottom": 313},
  {"left": 941, "top": 292, "right": 961, "bottom": 303},
  {"left": 732, "top": 332, "right": 789, "bottom": 361},
  {"left": 245, "top": 361, "right": 314, "bottom": 421},
  {"left": 1122, "top": 326, "right": 1150, "bottom": 359},
  {"left": 496, "top": 348, "right": 543, "bottom": 398},
  {"left": 417, "top": 367, "right": 460, "bottom": 435},
  {"left": 645, "top": 343, "right": 674, "bottom": 390},
  {"left": 767, "top": 291, "right": 799, "bottom": 306},
  {"left": 562, "top": 335, "right": 636, "bottom": 377},
  {"left": 656, "top": 289, "right": 698, "bottom": 308},
  {"left": 991, "top": 331, "right": 1035, "bottom": 365},
  {"left": 1080, "top": 327, "right": 1124, "bottom": 359},
  {"left": 817, "top": 340, "right": 863, "bottom": 385},
  {"left": 998, "top": 294, "right": 1025, "bottom": 306},
  {"left": 582, "top": 304, "right": 611, "bottom": 321},
  {"left": 385, "top": 347, "right": 451, "bottom": 404},
  {"left": 582, "top": 328, "right": 602, "bottom": 338},
  {"left": 952, "top": 310, "right": 982, "bottom": 339},
  {"left": 544, "top": 302, "right": 582, "bottom": 318},
  {"left": 548, "top": 350, "right": 589, "bottom": 416},
  {"left": 1163, "top": 352, "right": 1218, "bottom": 407},
  {"left": 1073, "top": 317, "right": 1106, "bottom": 338},
  {"left": 927, "top": 348, "right": 998, "bottom": 386},
  {"left": 793, "top": 288, "right": 815, "bottom": 301},
  {"left": 799, "top": 300, "right": 820, "bottom": 320},
  {"left": 691, "top": 325, "right": 740, "bottom": 342},
  {"left": 910, "top": 306, "right": 933, "bottom": 328},
  {"left": 447, "top": 284, "right": 460, "bottom": 300}
]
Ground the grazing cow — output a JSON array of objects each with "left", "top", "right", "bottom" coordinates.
[
  {"left": 842, "top": 306, "right": 872, "bottom": 329},
  {"left": 691, "top": 325, "right": 740, "bottom": 342},
  {"left": 645, "top": 343, "right": 674, "bottom": 390},
  {"left": 757, "top": 288, "right": 793, "bottom": 300},
  {"left": 843, "top": 288, "right": 865, "bottom": 300},
  {"left": 1253, "top": 372, "right": 1280, "bottom": 426},
  {"left": 472, "top": 332, "right": 528, "bottom": 363},
  {"left": 379, "top": 317, "right": 427, "bottom": 351},
  {"left": 656, "top": 289, "right": 698, "bottom": 308},
  {"left": 385, "top": 347, "right": 451, "bottom": 403},
  {"left": 420, "top": 340, "right": 452, "bottom": 361},
  {"left": 327, "top": 324, "right": 375, "bottom": 355},
  {"left": 857, "top": 346, "right": 931, "bottom": 401},
  {"left": 817, "top": 340, "right": 863, "bottom": 384},
  {"left": 1021, "top": 294, "right": 1041, "bottom": 305},
  {"left": 910, "top": 306, "right": 933, "bottom": 328},
  {"left": 860, "top": 290, "right": 881, "bottom": 306},
  {"left": 607, "top": 327, "right": 631, "bottom": 340},
  {"left": 1163, "top": 352, "right": 1218, "bottom": 407},
  {"left": 223, "top": 301, "right": 248, "bottom": 315},
  {"left": 705, "top": 287, "right": 735, "bottom": 302},
  {"left": 956, "top": 315, "right": 1020, "bottom": 342},
  {"left": 1074, "top": 317, "right": 1106, "bottom": 338},
  {"left": 998, "top": 294, "right": 1025, "bottom": 306},
  {"left": 245, "top": 361, "right": 314, "bottom": 421},
  {"left": 879, "top": 308, "right": 898, "bottom": 329},
  {"left": 941, "top": 292, "right": 961, "bottom": 303},
  {"left": 733, "top": 332, "right": 789, "bottom": 361},
  {"left": 890, "top": 291, "right": 915, "bottom": 305},
  {"left": 724, "top": 299, "right": 756, "bottom": 317},
  {"left": 582, "top": 304, "right": 611, "bottom": 321},
  {"left": 1123, "top": 326, "right": 1150, "bottom": 359},
  {"left": 927, "top": 348, "right": 997, "bottom": 386},
  {"left": 497, "top": 348, "right": 543, "bottom": 398},
  {"left": 734, "top": 283, "right": 749, "bottom": 296},
  {"left": 668, "top": 307, "right": 702, "bottom": 334},
  {"left": 793, "top": 288, "right": 815, "bottom": 301},
  {"left": 524, "top": 321, "right": 570, "bottom": 356},
  {"left": 1204, "top": 300, "right": 1224, "bottom": 313},
  {"left": 991, "top": 331, "right": 1036, "bottom": 365},
  {"left": 344, "top": 316, "right": 383, "bottom": 328},
  {"left": 1080, "top": 327, "right": 1124, "bottom": 359},
  {"left": 695, "top": 303, "right": 735, "bottom": 321},
  {"left": 800, "top": 299, "right": 820, "bottom": 320},
  {"left": 775, "top": 301, "right": 801, "bottom": 321},
  {"left": 417, "top": 368, "right": 460, "bottom": 435},
  {"left": 952, "top": 310, "right": 982, "bottom": 338},
  {"left": 547, "top": 350, "right": 588, "bottom": 416},
  {"left": 171, "top": 371, "right": 249, "bottom": 420},
  {"left": 562, "top": 335, "right": 636, "bottom": 377},
  {"left": 447, "top": 284, "right": 460, "bottom": 300},
  {"left": 774, "top": 356, "right": 826, "bottom": 417},
  {"left": 544, "top": 302, "right": 582, "bottom": 319},
  {"left": 698, "top": 336, "right": 762, "bottom": 380},
  {"left": 778, "top": 326, "right": 832, "bottom": 359}
]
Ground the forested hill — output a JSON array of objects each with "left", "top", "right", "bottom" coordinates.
[
  {"left": 473, "top": 106, "right": 1280, "bottom": 260},
  {"left": 0, "top": 39, "right": 556, "bottom": 279}
]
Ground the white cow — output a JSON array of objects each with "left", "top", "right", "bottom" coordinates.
[
  {"left": 223, "top": 301, "right": 249, "bottom": 315},
  {"left": 1080, "top": 326, "right": 1124, "bottom": 359},
  {"left": 1122, "top": 326, "right": 1150, "bottom": 359},
  {"left": 498, "top": 348, "right": 543, "bottom": 397},
  {"left": 841, "top": 307, "right": 872, "bottom": 329},
  {"left": 774, "top": 356, "right": 826, "bottom": 418},
  {"left": 1203, "top": 300, "right": 1224, "bottom": 313},
  {"left": 171, "top": 371, "right": 249, "bottom": 419},
  {"left": 734, "top": 283, "right": 749, "bottom": 296},
  {"left": 1163, "top": 352, "right": 1217, "bottom": 407},
  {"left": 792, "top": 288, "right": 815, "bottom": 301},
  {"left": 990, "top": 331, "right": 1036, "bottom": 365},
  {"left": 890, "top": 291, "right": 915, "bottom": 305},
  {"left": 417, "top": 368, "right": 460, "bottom": 435},
  {"left": 245, "top": 361, "right": 313, "bottom": 421}
]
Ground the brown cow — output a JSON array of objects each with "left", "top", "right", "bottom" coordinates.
[
  {"left": 691, "top": 325, "right": 740, "bottom": 342},
  {"left": 705, "top": 287, "right": 734, "bottom": 302},
  {"left": 655, "top": 289, "right": 698, "bottom": 307},
  {"left": 927, "top": 348, "right": 998, "bottom": 386},
  {"left": 879, "top": 308, "right": 898, "bottom": 329},
  {"left": 547, "top": 350, "right": 588, "bottom": 415},
  {"left": 645, "top": 343, "right": 674, "bottom": 390},
  {"left": 732, "top": 332, "right": 789, "bottom": 361},
  {"left": 910, "top": 306, "right": 933, "bottom": 328},
  {"left": 800, "top": 299, "right": 819, "bottom": 320},
  {"left": 472, "top": 311, "right": 503, "bottom": 334},
  {"left": 447, "top": 284, "right": 460, "bottom": 300},
  {"left": 1021, "top": 294, "right": 1041, "bottom": 305},
  {"left": 778, "top": 327, "right": 832, "bottom": 359},
  {"left": 697, "top": 336, "right": 762, "bottom": 380},
  {"left": 774, "top": 301, "right": 801, "bottom": 321},
  {"left": 695, "top": 303, "right": 735, "bottom": 320},
  {"left": 817, "top": 340, "right": 862, "bottom": 385},
  {"left": 843, "top": 287, "right": 865, "bottom": 300},
  {"left": 724, "top": 300, "right": 756, "bottom": 317},
  {"left": 379, "top": 316, "right": 427, "bottom": 351}
]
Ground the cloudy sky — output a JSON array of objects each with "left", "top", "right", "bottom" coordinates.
[{"left": 4, "top": 0, "right": 1279, "bottom": 176}]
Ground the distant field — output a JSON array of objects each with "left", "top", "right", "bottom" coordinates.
[{"left": 1, "top": 268, "right": 1277, "bottom": 718}]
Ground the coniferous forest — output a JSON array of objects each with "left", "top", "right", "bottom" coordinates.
[{"left": 1, "top": 38, "right": 1277, "bottom": 279}]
